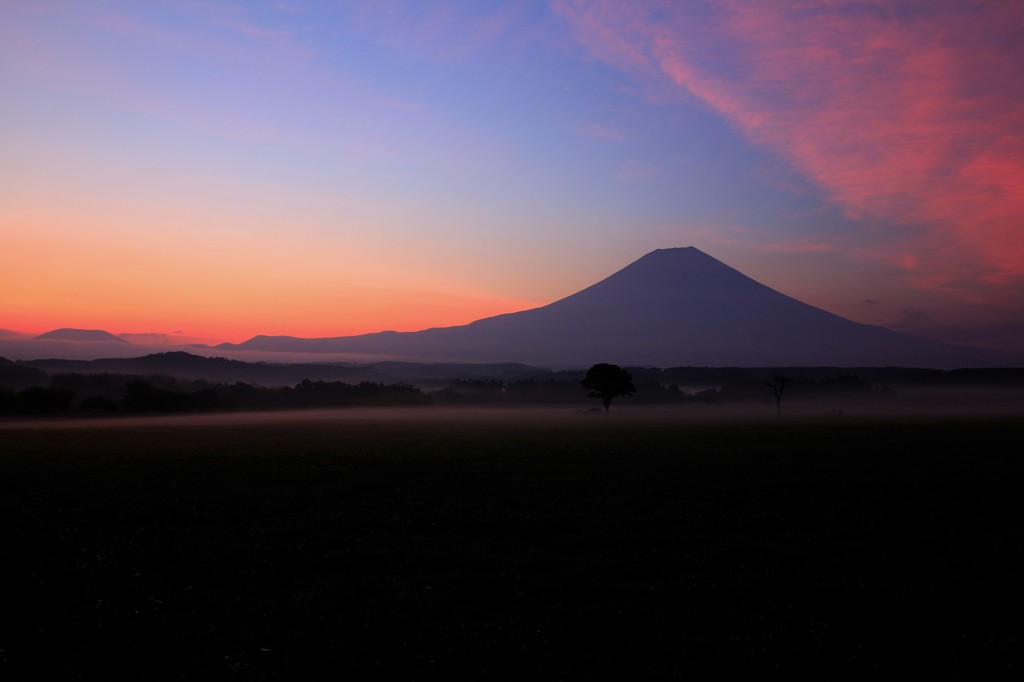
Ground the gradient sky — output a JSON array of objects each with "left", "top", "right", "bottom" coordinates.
[{"left": 2, "top": 0, "right": 1023, "bottom": 351}]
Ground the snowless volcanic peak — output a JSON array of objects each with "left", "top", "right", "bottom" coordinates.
[
  {"left": 220, "top": 247, "right": 1007, "bottom": 368},
  {"left": 589, "top": 246, "right": 748, "bottom": 287},
  {"left": 539, "top": 246, "right": 781, "bottom": 315}
]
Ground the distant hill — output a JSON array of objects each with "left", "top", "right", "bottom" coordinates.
[
  {"left": 35, "top": 328, "right": 128, "bottom": 343},
  {"left": 218, "top": 247, "right": 1016, "bottom": 369},
  {"left": 21, "top": 351, "right": 551, "bottom": 387},
  {"left": 0, "top": 355, "right": 49, "bottom": 388}
]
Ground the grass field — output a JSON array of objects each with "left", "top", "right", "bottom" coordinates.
[{"left": 2, "top": 406, "right": 1022, "bottom": 678}]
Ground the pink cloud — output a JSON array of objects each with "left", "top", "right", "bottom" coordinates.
[{"left": 557, "top": 0, "right": 1024, "bottom": 303}]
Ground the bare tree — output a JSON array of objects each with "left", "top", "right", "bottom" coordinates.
[{"left": 765, "top": 375, "right": 789, "bottom": 415}]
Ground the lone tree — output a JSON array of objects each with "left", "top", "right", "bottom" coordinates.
[
  {"left": 765, "top": 375, "right": 790, "bottom": 415},
  {"left": 581, "top": 363, "right": 636, "bottom": 412}
]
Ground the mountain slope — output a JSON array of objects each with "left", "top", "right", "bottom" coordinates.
[{"left": 219, "top": 247, "right": 1010, "bottom": 368}]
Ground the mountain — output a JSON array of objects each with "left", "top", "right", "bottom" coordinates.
[
  {"left": 35, "top": 328, "right": 128, "bottom": 343},
  {"left": 218, "top": 247, "right": 1015, "bottom": 368}
]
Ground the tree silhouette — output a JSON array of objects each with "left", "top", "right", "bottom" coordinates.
[
  {"left": 581, "top": 363, "right": 636, "bottom": 412},
  {"left": 765, "top": 375, "right": 790, "bottom": 415}
]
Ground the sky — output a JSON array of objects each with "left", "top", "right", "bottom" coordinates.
[{"left": 2, "top": 0, "right": 1023, "bottom": 351}]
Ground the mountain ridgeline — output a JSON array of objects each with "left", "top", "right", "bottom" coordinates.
[
  {"left": 35, "top": 328, "right": 128, "bottom": 343},
  {"left": 217, "top": 247, "right": 1008, "bottom": 368}
]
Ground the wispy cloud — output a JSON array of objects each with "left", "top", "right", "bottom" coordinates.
[
  {"left": 615, "top": 160, "right": 660, "bottom": 182},
  {"left": 351, "top": 0, "right": 536, "bottom": 60},
  {"left": 578, "top": 122, "right": 628, "bottom": 141},
  {"left": 218, "top": 20, "right": 310, "bottom": 58},
  {"left": 557, "top": 0, "right": 1024, "bottom": 303}
]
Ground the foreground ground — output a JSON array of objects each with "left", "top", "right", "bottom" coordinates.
[{"left": 1, "top": 406, "right": 1022, "bottom": 678}]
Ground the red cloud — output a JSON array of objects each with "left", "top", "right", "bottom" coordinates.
[{"left": 557, "top": 0, "right": 1024, "bottom": 302}]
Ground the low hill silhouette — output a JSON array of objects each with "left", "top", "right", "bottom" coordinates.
[
  {"left": 20, "top": 351, "right": 550, "bottom": 387},
  {"left": 35, "top": 328, "right": 128, "bottom": 343}
]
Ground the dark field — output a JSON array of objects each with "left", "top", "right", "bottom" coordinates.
[{"left": 2, "top": 407, "right": 1022, "bottom": 678}]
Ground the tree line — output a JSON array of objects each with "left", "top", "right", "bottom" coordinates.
[
  {"left": 0, "top": 375, "right": 428, "bottom": 415},
  {"left": 0, "top": 364, "right": 897, "bottom": 416},
  {"left": 434, "top": 370, "right": 891, "bottom": 409}
]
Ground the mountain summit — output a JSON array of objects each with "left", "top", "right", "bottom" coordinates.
[{"left": 219, "top": 247, "right": 1003, "bottom": 368}]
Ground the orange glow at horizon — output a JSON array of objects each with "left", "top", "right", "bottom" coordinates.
[
  {"left": 1, "top": 207, "right": 543, "bottom": 344},
  {"left": 2, "top": 279, "right": 544, "bottom": 345}
]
